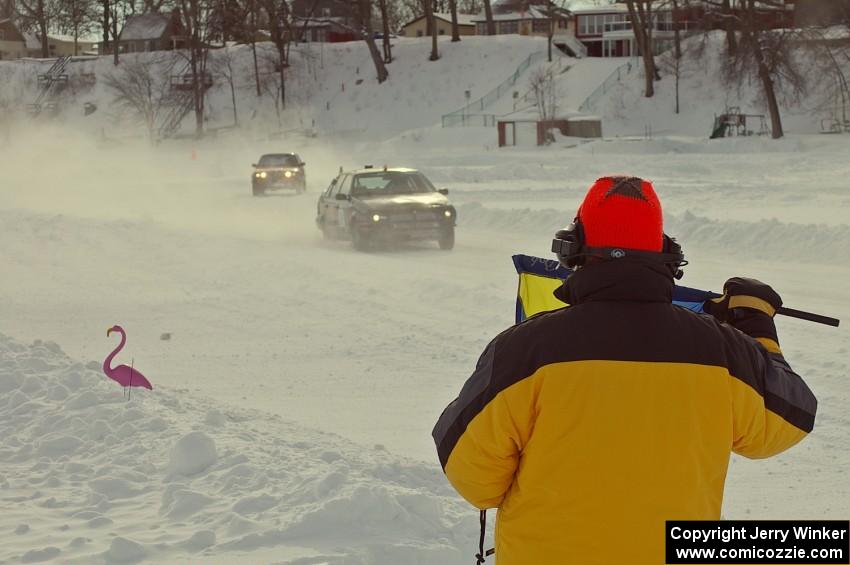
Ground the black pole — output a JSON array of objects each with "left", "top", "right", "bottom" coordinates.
[
  {"left": 698, "top": 290, "right": 838, "bottom": 327},
  {"left": 777, "top": 307, "right": 840, "bottom": 328}
]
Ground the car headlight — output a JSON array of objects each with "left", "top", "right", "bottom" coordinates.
[
  {"left": 255, "top": 171, "right": 267, "bottom": 179},
  {"left": 284, "top": 170, "right": 293, "bottom": 178},
  {"left": 372, "top": 214, "right": 381, "bottom": 222},
  {"left": 444, "top": 209, "right": 453, "bottom": 218}
]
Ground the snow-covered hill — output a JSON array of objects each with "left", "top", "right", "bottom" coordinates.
[
  {"left": 0, "top": 36, "right": 558, "bottom": 140},
  {"left": 583, "top": 32, "right": 850, "bottom": 137},
  {"left": 4, "top": 31, "right": 844, "bottom": 143}
]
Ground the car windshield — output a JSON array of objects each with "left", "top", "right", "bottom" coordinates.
[
  {"left": 351, "top": 172, "right": 436, "bottom": 197},
  {"left": 258, "top": 154, "right": 299, "bottom": 167}
]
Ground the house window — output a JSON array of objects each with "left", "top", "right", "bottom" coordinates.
[
  {"left": 558, "top": 19, "right": 567, "bottom": 29},
  {"left": 579, "top": 15, "right": 602, "bottom": 35},
  {"left": 500, "top": 21, "right": 518, "bottom": 34},
  {"left": 417, "top": 30, "right": 423, "bottom": 37},
  {"left": 532, "top": 20, "right": 549, "bottom": 33},
  {"left": 439, "top": 28, "right": 445, "bottom": 35},
  {"left": 603, "top": 13, "right": 630, "bottom": 33}
]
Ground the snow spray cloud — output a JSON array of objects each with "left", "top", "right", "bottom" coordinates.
[{"left": 0, "top": 124, "right": 348, "bottom": 242}]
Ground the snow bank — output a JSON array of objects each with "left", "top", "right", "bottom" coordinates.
[
  {"left": 456, "top": 201, "right": 850, "bottom": 264},
  {"left": 0, "top": 333, "right": 476, "bottom": 564}
]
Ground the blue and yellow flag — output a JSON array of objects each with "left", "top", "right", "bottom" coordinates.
[{"left": 512, "top": 254, "right": 715, "bottom": 323}]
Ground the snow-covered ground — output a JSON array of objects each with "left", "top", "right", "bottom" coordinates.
[
  {"left": 2, "top": 34, "right": 850, "bottom": 564},
  {"left": 2, "top": 125, "right": 849, "bottom": 563}
]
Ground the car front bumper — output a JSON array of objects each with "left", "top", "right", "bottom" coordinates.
[
  {"left": 357, "top": 214, "right": 454, "bottom": 240},
  {"left": 253, "top": 174, "right": 305, "bottom": 189}
]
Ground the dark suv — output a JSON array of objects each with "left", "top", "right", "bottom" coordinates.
[
  {"left": 251, "top": 153, "right": 306, "bottom": 196},
  {"left": 316, "top": 167, "right": 456, "bottom": 251}
]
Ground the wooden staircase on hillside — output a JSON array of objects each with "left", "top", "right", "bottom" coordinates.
[{"left": 27, "top": 56, "right": 72, "bottom": 116}]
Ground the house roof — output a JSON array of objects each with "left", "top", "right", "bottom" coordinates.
[
  {"left": 293, "top": 16, "right": 356, "bottom": 31},
  {"left": 568, "top": 2, "right": 630, "bottom": 15},
  {"left": 402, "top": 12, "right": 477, "bottom": 28},
  {"left": 47, "top": 33, "right": 100, "bottom": 44},
  {"left": 119, "top": 13, "right": 171, "bottom": 42},
  {"left": 436, "top": 12, "right": 477, "bottom": 26},
  {"left": 471, "top": 5, "right": 554, "bottom": 22},
  {"left": 0, "top": 18, "right": 26, "bottom": 43}
]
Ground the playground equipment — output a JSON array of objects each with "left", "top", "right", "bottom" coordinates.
[{"left": 710, "top": 107, "right": 769, "bottom": 138}]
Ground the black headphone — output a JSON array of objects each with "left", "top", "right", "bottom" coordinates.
[{"left": 551, "top": 218, "right": 687, "bottom": 279}]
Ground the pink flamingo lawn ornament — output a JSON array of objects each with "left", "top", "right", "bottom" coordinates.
[{"left": 104, "top": 325, "right": 153, "bottom": 393}]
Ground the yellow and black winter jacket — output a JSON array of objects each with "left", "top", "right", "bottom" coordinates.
[{"left": 432, "top": 261, "right": 816, "bottom": 565}]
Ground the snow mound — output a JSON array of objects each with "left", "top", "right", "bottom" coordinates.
[
  {"left": 0, "top": 333, "right": 472, "bottom": 564},
  {"left": 167, "top": 431, "right": 218, "bottom": 477}
]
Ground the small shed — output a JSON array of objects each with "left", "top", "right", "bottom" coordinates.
[
  {"left": 498, "top": 113, "right": 602, "bottom": 147},
  {"left": 498, "top": 118, "right": 543, "bottom": 147}
]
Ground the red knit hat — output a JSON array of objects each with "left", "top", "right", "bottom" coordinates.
[{"left": 577, "top": 176, "right": 663, "bottom": 252}]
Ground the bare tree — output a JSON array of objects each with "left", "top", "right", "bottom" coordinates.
[
  {"left": 718, "top": 0, "right": 805, "bottom": 139},
  {"left": 378, "top": 0, "right": 393, "bottom": 62},
  {"left": 482, "top": 0, "right": 494, "bottom": 34},
  {"left": 57, "top": 0, "right": 98, "bottom": 55},
  {"left": 547, "top": 0, "right": 566, "bottom": 62},
  {"left": 670, "top": 0, "right": 681, "bottom": 112},
  {"left": 720, "top": 0, "right": 737, "bottom": 55},
  {"left": 800, "top": 27, "right": 850, "bottom": 130},
  {"left": 178, "top": 0, "right": 216, "bottom": 137},
  {"left": 18, "top": 0, "right": 58, "bottom": 57},
  {"left": 382, "top": 0, "right": 410, "bottom": 35},
  {"left": 355, "top": 0, "right": 388, "bottom": 82},
  {"left": 249, "top": 0, "right": 261, "bottom": 96},
  {"left": 529, "top": 66, "right": 558, "bottom": 123},
  {"left": 458, "top": 0, "right": 479, "bottom": 15},
  {"left": 97, "top": 0, "right": 121, "bottom": 65},
  {"left": 103, "top": 54, "right": 179, "bottom": 141},
  {"left": 449, "top": 0, "right": 460, "bottom": 41},
  {"left": 142, "top": 0, "right": 169, "bottom": 11},
  {"left": 423, "top": 0, "right": 438, "bottom": 60},
  {"left": 1, "top": 0, "right": 14, "bottom": 18},
  {"left": 210, "top": 0, "right": 248, "bottom": 42},
  {"left": 261, "top": 0, "right": 299, "bottom": 109},
  {"left": 100, "top": 0, "right": 116, "bottom": 65},
  {"left": 211, "top": 44, "right": 240, "bottom": 125},
  {"left": 625, "top": 0, "right": 660, "bottom": 97},
  {"left": 258, "top": 50, "right": 285, "bottom": 126},
  {"left": 111, "top": 0, "right": 118, "bottom": 65}
]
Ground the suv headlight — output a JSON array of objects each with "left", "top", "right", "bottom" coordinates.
[
  {"left": 444, "top": 209, "right": 453, "bottom": 218},
  {"left": 255, "top": 171, "right": 267, "bottom": 179},
  {"left": 284, "top": 170, "right": 293, "bottom": 178}
]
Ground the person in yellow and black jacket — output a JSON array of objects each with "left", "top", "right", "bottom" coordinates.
[{"left": 432, "top": 176, "right": 817, "bottom": 565}]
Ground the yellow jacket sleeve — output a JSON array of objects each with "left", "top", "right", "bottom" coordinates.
[
  {"left": 432, "top": 340, "right": 536, "bottom": 509},
  {"left": 729, "top": 341, "right": 816, "bottom": 459}
]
